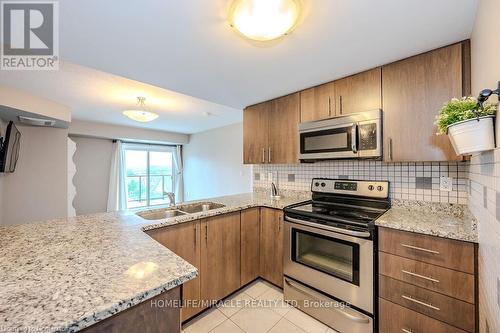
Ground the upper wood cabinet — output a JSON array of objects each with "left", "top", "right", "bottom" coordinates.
[
  {"left": 200, "top": 212, "right": 241, "bottom": 303},
  {"left": 300, "top": 82, "right": 336, "bottom": 122},
  {"left": 335, "top": 68, "right": 382, "bottom": 115},
  {"left": 243, "top": 102, "right": 270, "bottom": 164},
  {"left": 243, "top": 93, "right": 300, "bottom": 164},
  {"left": 240, "top": 208, "right": 260, "bottom": 286},
  {"left": 382, "top": 42, "right": 469, "bottom": 162},
  {"left": 146, "top": 221, "right": 201, "bottom": 321},
  {"left": 259, "top": 208, "right": 284, "bottom": 288},
  {"left": 269, "top": 93, "right": 300, "bottom": 164}
]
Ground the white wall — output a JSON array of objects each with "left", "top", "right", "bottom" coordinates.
[
  {"left": 71, "top": 136, "right": 114, "bottom": 215},
  {"left": 1, "top": 125, "right": 68, "bottom": 224},
  {"left": 183, "top": 123, "right": 252, "bottom": 201},
  {"left": 469, "top": 0, "right": 500, "bottom": 331}
]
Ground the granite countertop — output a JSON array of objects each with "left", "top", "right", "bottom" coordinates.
[
  {"left": 0, "top": 192, "right": 308, "bottom": 333},
  {"left": 375, "top": 200, "right": 478, "bottom": 243}
]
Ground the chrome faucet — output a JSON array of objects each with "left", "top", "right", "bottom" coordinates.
[{"left": 164, "top": 192, "right": 175, "bottom": 206}]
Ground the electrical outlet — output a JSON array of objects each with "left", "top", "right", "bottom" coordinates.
[{"left": 440, "top": 177, "right": 453, "bottom": 191}]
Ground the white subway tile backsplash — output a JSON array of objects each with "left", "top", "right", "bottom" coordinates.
[{"left": 253, "top": 160, "right": 468, "bottom": 204}]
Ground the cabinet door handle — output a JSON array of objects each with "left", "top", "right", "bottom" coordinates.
[
  {"left": 194, "top": 225, "right": 197, "bottom": 246},
  {"left": 268, "top": 147, "right": 272, "bottom": 163},
  {"left": 401, "top": 295, "right": 440, "bottom": 311},
  {"left": 205, "top": 224, "right": 208, "bottom": 244},
  {"left": 339, "top": 95, "right": 343, "bottom": 114},
  {"left": 261, "top": 148, "right": 265, "bottom": 164},
  {"left": 388, "top": 138, "right": 393, "bottom": 161},
  {"left": 328, "top": 96, "right": 331, "bottom": 116},
  {"left": 401, "top": 329, "right": 414, "bottom": 333},
  {"left": 401, "top": 243, "right": 440, "bottom": 255},
  {"left": 402, "top": 270, "right": 440, "bottom": 283}
]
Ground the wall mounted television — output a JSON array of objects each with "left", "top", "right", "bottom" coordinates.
[{"left": 0, "top": 121, "right": 21, "bottom": 173}]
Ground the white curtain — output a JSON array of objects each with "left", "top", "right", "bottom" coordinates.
[
  {"left": 173, "top": 145, "right": 184, "bottom": 202},
  {"left": 107, "top": 140, "right": 127, "bottom": 212}
]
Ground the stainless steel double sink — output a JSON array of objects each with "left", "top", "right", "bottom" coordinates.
[{"left": 136, "top": 202, "right": 226, "bottom": 220}]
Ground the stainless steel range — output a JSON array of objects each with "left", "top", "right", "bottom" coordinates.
[{"left": 283, "top": 178, "right": 390, "bottom": 333}]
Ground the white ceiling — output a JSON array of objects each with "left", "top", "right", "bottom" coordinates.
[
  {"left": 0, "top": 62, "right": 242, "bottom": 134},
  {"left": 2, "top": 0, "right": 478, "bottom": 134}
]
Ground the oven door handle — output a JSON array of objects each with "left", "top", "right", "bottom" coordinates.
[
  {"left": 284, "top": 278, "right": 371, "bottom": 324},
  {"left": 285, "top": 216, "right": 371, "bottom": 238}
]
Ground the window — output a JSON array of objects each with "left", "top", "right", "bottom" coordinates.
[{"left": 124, "top": 145, "right": 174, "bottom": 209}]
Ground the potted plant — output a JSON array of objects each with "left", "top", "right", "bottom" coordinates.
[{"left": 435, "top": 97, "right": 496, "bottom": 155}]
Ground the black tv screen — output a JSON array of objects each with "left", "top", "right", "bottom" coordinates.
[{"left": 0, "top": 121, "right": 21, "bottom": 173}]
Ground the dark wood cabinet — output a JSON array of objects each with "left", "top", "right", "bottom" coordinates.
[
  {"left": 259, "top": 208, "right": 284, "bottom": 287},
  {"left": 241, "top": 208, "right": 260, "bottom": 286},
  {"left": 335, "top": 68, "right": 382, "bottom": 115},
  {"left": 382, "top": 42, "right": 470, "bottom": 162}
]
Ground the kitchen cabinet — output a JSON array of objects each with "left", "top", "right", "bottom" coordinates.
[
  {"left": 378, "top": 227, "right": 477, "bottom": 333},
  {"left": 300, "top": 82, "right": 336, "bottom": 122},
  {"left": 335, "top": 67, "right": 382, "bottom": 115},
  {"left": 259, "top": 208, "right": 284, "bottom": 287},
  {"left": 146, "top": 221, "right": 202, "bottom": 321},
  {"left": 240, "top": 208, "right": 260, "bottom": 286},
  {"left": 268, "top": 93, "right": 300, "bottom": 164},
  {"left": 82, "top": 287, "right": 181, "bottom": 333},
  {"left": 243, "top": 93, "right": 300, "bottom": 164},
  {"left": 243, "top": 102, "right": 270, "bottom": 164},
  {"left": 382, "top": 42, "right": 470, "bottom": 162},
  {"left": 200, "top": 212, "right": 241, "bottom": 303}
]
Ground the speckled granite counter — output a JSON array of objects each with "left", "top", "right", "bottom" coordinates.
[
  {"left": 375, "top": 200, "right": 478, "bottom": 243},
  {"left": 0, "top": 192, "right": 308, "bottom": 332}
]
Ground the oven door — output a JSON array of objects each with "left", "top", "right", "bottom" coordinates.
[
  {"left": 284, "top": 218, "right": 374, "bottom": 313},
  {"left": 299, "top": 122, "right": 358, "bottom": 160}
]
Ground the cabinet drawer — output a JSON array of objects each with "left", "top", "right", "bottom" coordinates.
[
  {"left": 379, "top": 298, "right": 468, "bottom": 333},
  {"left": 379, "top": 252, "right": 474, "bottom": 303},
  {"left": 379, "top": 228, "right": 475, "bottom": 273},
  {"left": 380, "top": 275, "right": 475, "bottom": 332}
]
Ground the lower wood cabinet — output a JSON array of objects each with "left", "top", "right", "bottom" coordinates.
[
  {"left": 241, "top": 208, "right": 260, "bottom": 286},
  {"left": 260, "top": 208, "right": 284, "bottom": 288},
  {"left": 378, "top": 227, "right": 477, "bottom": 333},
  {"left": 83, "top": 286, "right": 181, "bottom": 333},
  {"left": 146, "top": 221, "right": 201, "bottom": 321},
  {"left": 200, "top": 212, "right": 241, "bottom": 303}
]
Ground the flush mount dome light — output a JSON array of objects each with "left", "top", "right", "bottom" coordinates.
[
  {"left": 123, "top": 97, "right": 159, "bottom": 122},
  {"left": 228, "top": 0, "right": 301, "bottom": 41}
]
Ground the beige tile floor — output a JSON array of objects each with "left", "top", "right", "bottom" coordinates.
[{"left": 182, "top": 279, "right": 339, "bottom": 333}]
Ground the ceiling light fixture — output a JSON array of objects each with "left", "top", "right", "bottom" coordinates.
[
  {"left": 123, "top": 97, "right": 159, "bottom": 122},
  {"left": 228, "top": 0, "right": 301, "bottom": 41}
]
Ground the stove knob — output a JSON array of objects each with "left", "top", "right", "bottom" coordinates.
[
  {"left": 321, "top": 182, "right": 326, "bottom": 187},
  {"left": 314, "top": 182, "right": 320, "bottom": 187},
  {"left": 377, "top": 185, "right": 384, "bottom": 191},
  {"left": 368, "top": 185, "right": 374, "bottom": 191}
]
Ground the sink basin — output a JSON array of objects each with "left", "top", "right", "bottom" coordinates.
[
  {"left": 176, "top": 202, "right": 226, "bottom": 214},
  {"left": 136, "top": 202, "right": 225, "bottom": 220},
  {"left": 137, "top": 209, "right": 187, "bottom": 220}
]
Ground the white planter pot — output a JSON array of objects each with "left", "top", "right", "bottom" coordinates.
[{"left": 447, "top": 116, "right": 495, "bottom": 155}]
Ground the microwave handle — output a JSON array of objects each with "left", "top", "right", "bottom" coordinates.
[{"left": 351, "top": 123, "right": 358, "bottom": 154}]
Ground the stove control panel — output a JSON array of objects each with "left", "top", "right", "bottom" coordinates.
[{"left": 311, "top": 178, "right": 389, "bottom": 198}]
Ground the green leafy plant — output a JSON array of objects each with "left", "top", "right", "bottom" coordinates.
[{"left": 435, "top": 97, "right": 496, "bottom": 134}]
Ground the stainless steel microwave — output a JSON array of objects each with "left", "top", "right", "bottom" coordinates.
[{"left": 298, "top": 110, "right": 382, "bottom": 161}]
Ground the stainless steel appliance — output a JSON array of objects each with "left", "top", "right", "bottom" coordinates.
[
  {"left": 298, "top": 110, "right": 382, "bottom": 161},
  {"left": 283, "top": 178, "right": 390, "bottom": 333}
]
